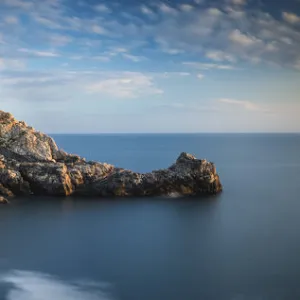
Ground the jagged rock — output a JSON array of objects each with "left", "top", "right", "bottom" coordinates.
[
  {"left": 0, "top": 159, "right": 31, "bottom": 196},
  {"left": 0, "top": 111, "right": 58, "bottom": 162},
  {"left": 0, "top": 110, "right": 222, "bottom": 201},
  {"left": 0, "top": 183, "right": 14, "bottom": 197},
  {"left": 0, "top": 196, "right": 9, "bottom": 204},
  {"left": 19, "top": 162, "right": 73, "bottom": 196}
]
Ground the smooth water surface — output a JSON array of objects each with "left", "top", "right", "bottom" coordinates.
[{"left": 1, "top": 134, "right": 300, "bottom": 300}]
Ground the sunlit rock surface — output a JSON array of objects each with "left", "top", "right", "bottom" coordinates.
[{"left": 0, "top": 110, "right": 222, "bottom": 202}]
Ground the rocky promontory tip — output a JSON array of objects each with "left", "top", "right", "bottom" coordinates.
[{"left": 0, "top": 110, "right": 222, "bottom": 203}]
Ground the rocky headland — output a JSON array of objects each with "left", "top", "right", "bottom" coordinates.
[{"left": 0, "top": 110, "right": 222, "bottom": 204}]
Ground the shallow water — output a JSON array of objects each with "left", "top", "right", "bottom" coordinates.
[{"left": 1, "top": 134, "right": 300, "bottom": 300}]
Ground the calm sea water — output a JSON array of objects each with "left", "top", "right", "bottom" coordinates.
[{"left": 1, "top": 134, "right": 300, "bottom": 300}]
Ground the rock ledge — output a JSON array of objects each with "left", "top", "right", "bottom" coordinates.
[{"left": 0, "top": 110, "right": 222, "bottom": 202}]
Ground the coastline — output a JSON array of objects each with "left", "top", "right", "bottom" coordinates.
[{"left": 0, "top": 111, "right": 222, "bottom": 204}]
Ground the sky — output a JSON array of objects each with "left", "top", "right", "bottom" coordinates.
[{"left": 0, "top": 0, "right": 300, "bottom": 133}]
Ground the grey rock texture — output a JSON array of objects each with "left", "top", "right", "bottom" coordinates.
[{"left": 0, "top": 110, "right": 222, "bottom": 202}]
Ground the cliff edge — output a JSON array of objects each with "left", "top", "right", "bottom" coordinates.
[{"left": 0, "top": 110, "right": 222, "bottom": 203}]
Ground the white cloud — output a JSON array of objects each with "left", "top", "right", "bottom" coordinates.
[
  {"left": 205, "top": 50, "right": 236, "bottom": 62},
  {"left": 0, "top": 71, "right": 84, "bottom": 86},
  {"left": 64, "top": 16, "right": 83, "bottom": 31},
  {"left": 109, "top": 47, "right": 128, "bottom": 56},
  {"left": 141, "top": 5, "right": 154, "bottom": 15},
  {"left": 158, "top": 3, "right": 177, "bottom": 15},
  {"left": 1, "top": 76, "right": 56, "bottom": 85},
  {"left": 106, "top": 48, "right": 145, "bottom": 61},
  {"left": 91, "top": 25, "right": 107, "bottom": 35},
  {"left": 86, "top": 73, "right": 163, "bottom": 98},
  {"left": 225, "top": 7, "right": 245, "bottom": 18},
  {"left": 33, "top": 16, "right": 63, "bottom": 29},
  {"left": 218, "top": 98, "right": 269, "bottom": 112},
  {"left": 2, "top": 0, "right": 32, "bottom": 9},
  {"left": 162, "top": 72, "right": 190, "bottom": 78},
  {"left": 197, "top": 73, "right": 204, "bottom": 79},
  {"left": 180, "top": 4, "right": 194, "bottom": 12},
  {"left": 0, "top": 0, "right": 299, "bottom": 72},
  {"left": 280, "top": 37, "right": 293, "bottom": 45},
  {"left": 231, "top": 0, "right": 247, "bottom": 5},
  {"left": 92, "top": 56, "right": 111, "bottom": 62},
  {"left": 122, "top": 53, "right": 145, "bottom": 62},
  {"left": 18, "top": 48, "right": 59, "bottom": 57},
  {"left": 155, "top": 38, "right": 184, "bottom": 55},
  {"left": 94, "top": 4, "right": 111, "bottom": 13},
  {"left": 0, "top": 70, "right": 164, "bottom": 103},
  {"left": 163, "top": 48, "right": 184, "bottom": 55},
  {"left": 157, "top": 103, "right": 219, "bottom": 113},
  {"left": 0, "top": 59, "right": 25, "bottom": 70},
  {"left": 50, "top": 35, "right": 72, "bottom": 46},
  {"left": 229, "top": 29, "right": 261, "bottom": 47},
  {"left": 139, "top": 2, "right": 300, "bottom": 68},
  {"left": 4, "top": 16, "right": 19, "bottom": 24},
  {"left": 183, "top": 62, "right": 236, "bottom": 70},
  {"left": 282, "top": 12, "right": 300, "bottom": 24},
  {"left": 208, "top": 8, "right": 222, "bottom": 16},
  {"left": 70, "top": 55, "right": 83, "bottom": 60},
  {"left": 265, "top": 42, "right": 278, "bottom": 52}
]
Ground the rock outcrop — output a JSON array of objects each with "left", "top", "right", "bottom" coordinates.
[
  {"left": 0, "top": 110, "right": 222, "bottom": 203},
  {"left": 0, "top": 196, "right": 9, "bottom": 204}
]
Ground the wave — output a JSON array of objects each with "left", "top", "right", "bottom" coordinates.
[
  {"left": 164, "top": 192, "right": 182, "bottom": 198},
  {"left": 0, "top": 270, "right": 115, "bottom": 300}
]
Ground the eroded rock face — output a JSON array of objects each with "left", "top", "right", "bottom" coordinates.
[
  {"left": 19, "top": 162, "right": 73, "bottom": 196},
  {"left": 0, "top": 196, "right": 9, "bottom": 204},
  {"left": 0, "top": 110, "right": 222, "bottom": 202},
  {"left": 0, "top": 111, "right": 58, "bottom": 162}
]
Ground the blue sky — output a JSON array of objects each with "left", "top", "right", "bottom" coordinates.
[{"left": 0, "top": 0, "right": 300, "bottom": 133}]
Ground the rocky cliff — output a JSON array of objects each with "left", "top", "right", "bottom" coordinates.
[{"left": 0, "top": 110, "right": 222, "bottom": 204}]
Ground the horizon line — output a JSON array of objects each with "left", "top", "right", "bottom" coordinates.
[{"left": 47, "top": 132, "right": 300, "bottom": 135}]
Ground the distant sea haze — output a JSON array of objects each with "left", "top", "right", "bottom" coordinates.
[{"left": 1, "top": 133, "right": 300, "bottom": 300}]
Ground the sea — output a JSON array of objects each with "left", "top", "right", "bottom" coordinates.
[{"left": 0, "top": 134, "right": 300, "bottom": 300}]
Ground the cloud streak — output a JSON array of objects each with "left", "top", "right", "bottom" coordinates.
[
  {"left": 282, "top": 12, "right": 300, "bottom": 24},
  {"left": 0, "top": 59, "right": 25, "bottom": 70},
  {"left": 229, "top": 30, "right": 261, "bottom": 47},
  {"left": 1, "top": 70, "right": 163, "bottom": 100},
  {"left": 231, "top": 0, "right": 247, "bottom": 5},
  {"left": 218, "top": 98, "right": 270, "bottom": 113},
  {"left": 86, "top": 73, "right": 163, "bottom": 98},
  {"left": 183, "top": 62, "right": 236, "bottom": 70},
  {"left": 18, "top": 48, "right": 60, "bottom": 57},
  {"left": 154, "top": 103, "right": 219, "bottom": 114},
  {"left": 94, "top": 4, "right": 111, "bottom": 13}
]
